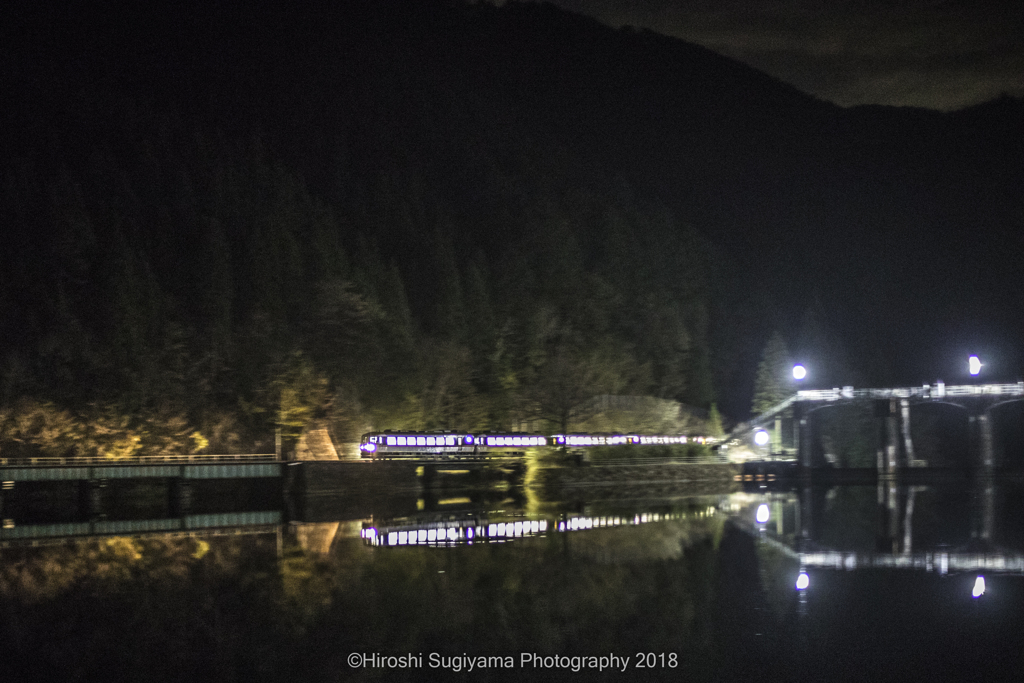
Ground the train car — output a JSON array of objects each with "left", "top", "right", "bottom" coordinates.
[
  {"left": 551, "top": 434, "right": 692, "bottom": 447},
  {"left": 475, "top": 433, "right": 548, "bottom": 449},
  {"left": 551, "top": 433, "right": 634, "bottom": 447},
  {"left": 359, "top": 431, "right": 549, "bottom": 459},
  {"left": 359, "top": 431, "right": 478, "bottom": 459},
  {"left": 360, "top": 430, "right": 703, "bottom": 459}
]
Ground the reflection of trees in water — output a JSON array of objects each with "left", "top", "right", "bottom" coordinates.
[
  {"left": 313, "top": 527, "right": 728, "bottom": 678},
  {"left": 0, "top": 535, "right": 282, "bottom": 681},
  {"left": 563, "top": 516, "right": 723, "bottom": 564},
  {"left": 0, "top": 520, "right": 750, "bottom": 681}
]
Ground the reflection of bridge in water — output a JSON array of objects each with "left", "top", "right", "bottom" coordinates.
[
  {"left": 0, "top": 511, "right": 282, "bottom": 546},
  {"left": 737, "top": 478, "right": 1024, "bottom": 576},
  {"left": 730, "top": 383, "right": 1024, "bottom": 471}
]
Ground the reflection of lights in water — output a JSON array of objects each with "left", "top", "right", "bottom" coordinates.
[
  {"left": 754, "top": 430, "right": 770, "bottom": 446},
  {"left": 367, "top": 510, "right": 692, "bottom": 548},
  {"left": 796, "top": 572, "right": 809, "bottom": 590},
  {"left": 969, "top": 355, "right": 982, "bottom": 376},
  {"left": 756, "top": 504, "right": 770, "bottom": 524},
  {"left": 973, "top": 576, "right": 986, "bottom": 598}
]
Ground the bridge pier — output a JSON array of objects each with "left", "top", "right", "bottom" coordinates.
[
  {"left": 969, "top": 412, "right": 995, "bottom": 472},
  {"left": 878, "top": 399, "right": 898, "bottom": 474},
  {"left": 874, "top": 399, "right": 915, "bottom": 474},
  {"left": 977, "top": 477, "right": 995, "bottom": 543},
  {"left": 798, "top": 484, "right": 813, "bottom": 545},
  {"left": 793, "top": 402, "right": 813, "bottom": 469},
  {"left": 900, "top": 399, "right": 918, "bottom": 465}
]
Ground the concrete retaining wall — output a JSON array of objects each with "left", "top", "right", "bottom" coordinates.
[{"left": 536, "top": 462, "right": 741, "bottom": 500}]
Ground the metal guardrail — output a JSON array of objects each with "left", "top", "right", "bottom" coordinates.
[{"left": 0, "top": 454, "right": 278, "bottom": 467}]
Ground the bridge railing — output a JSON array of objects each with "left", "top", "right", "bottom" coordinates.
[
  {"left": 795, "top": 382, "right": 1024, "bottom": 403},
  {"left": 0, "top": 454, "right": 278, "bottom": 467}
]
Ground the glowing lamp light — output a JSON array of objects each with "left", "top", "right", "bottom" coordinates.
[
  {"left": 756, "top": 503, "right": 770, "bottom": 524},
  {"left": 796, "top": 572, "right": 810, "bottom": 591},
  {"left": 793, "top": 364, "right": 807, "bottom": 380},
  {"left": 754, "top": 430, "right": 770, "bottom": 446},
  {"left": 972, "top": 575, "right": 986, "bottom": 598},
  {"left": 969, "top": 355, "right": 982, "bottom": 376},
  {"left": 364, "top": 442, "right": 377, "bottom": 452}
]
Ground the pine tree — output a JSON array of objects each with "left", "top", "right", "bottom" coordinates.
[
  {"left": 752, "top": 331, "right": 792, "bottom": 415},
  {"left": 707, "top": 403, "right": 725, "bottom": 437}
]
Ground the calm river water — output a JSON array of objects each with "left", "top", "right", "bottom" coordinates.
[{"left": 2, "top": 477, "right": 1023, "bottom": 681}]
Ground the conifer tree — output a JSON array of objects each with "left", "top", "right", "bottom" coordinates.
[{"left": 752, "top": 331, "right": 792, "bottom": 415}]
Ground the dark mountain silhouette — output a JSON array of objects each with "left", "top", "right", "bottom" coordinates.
[{"left": 0, "top": 0, "right": 1020, "bottom": 428}]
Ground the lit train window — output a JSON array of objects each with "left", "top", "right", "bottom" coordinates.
[
  {"left": 387, "top": 437, "right": 396, "bottom": 446},
  {"left": 415, "top": 436, "right": 424, "bottom": 446},
  {"left": 426, "top": 436, "right": 435, "bottom": 446},
  {"left": 445, "top": 436, "right": 454, "bottom": 446},
  {"left": 397, "top": 437, "right": 406, "bottom": 445}
]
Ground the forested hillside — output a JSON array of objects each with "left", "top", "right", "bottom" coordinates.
[{"left": 0, "top": 0, "right": 1020, "bottom": 455}]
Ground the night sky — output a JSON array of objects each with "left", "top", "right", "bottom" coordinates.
[{"left": 541, "top": 0, "right": 1024, "bottom": 110}]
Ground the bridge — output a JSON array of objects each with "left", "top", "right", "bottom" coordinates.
[
  {"left": 0, "top": 454, "right": 281, "bottom": 523},
  {"left": 726, "top": 382, "right": 1024, "bottom": 472}
]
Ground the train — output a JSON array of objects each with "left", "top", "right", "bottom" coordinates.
[{"left": 358, "top": 430, "right": 707, "bottom": 459}]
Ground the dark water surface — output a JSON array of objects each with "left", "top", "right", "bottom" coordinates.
[{"left": 3, "top": 478, "right": 1024, "bottom": 682}]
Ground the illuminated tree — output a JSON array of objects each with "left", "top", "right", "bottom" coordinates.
[
  {"left": 751, "top": 331, "right": 792, "bottom": 415},
  {"left": 707, "top": 403, "right": 725, "bottom": 437}
]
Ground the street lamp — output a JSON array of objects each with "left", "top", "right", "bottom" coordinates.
[
  {"left": 754, "top": 430, "right": 770, "bottom": 447},
  {"left": 793, "top": 364, "right": 807, "bottom": 381},
  {"left": 756, "top": 503, "right": 770, "bottom": 524},
  {"left": 969, "top": 355, "right": 982, "bottom": 376}
]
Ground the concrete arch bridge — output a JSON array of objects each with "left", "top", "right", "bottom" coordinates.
[{"left": 727, "top": 383, "right": 1024, "bottom": 473}]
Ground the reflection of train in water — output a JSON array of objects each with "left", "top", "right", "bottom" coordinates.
[
  {"left": 360, "top": 508, "right": 702, "bottom": 547},
  {"left": 358, "top": 430, "right": 707, "bottom": 459}
]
